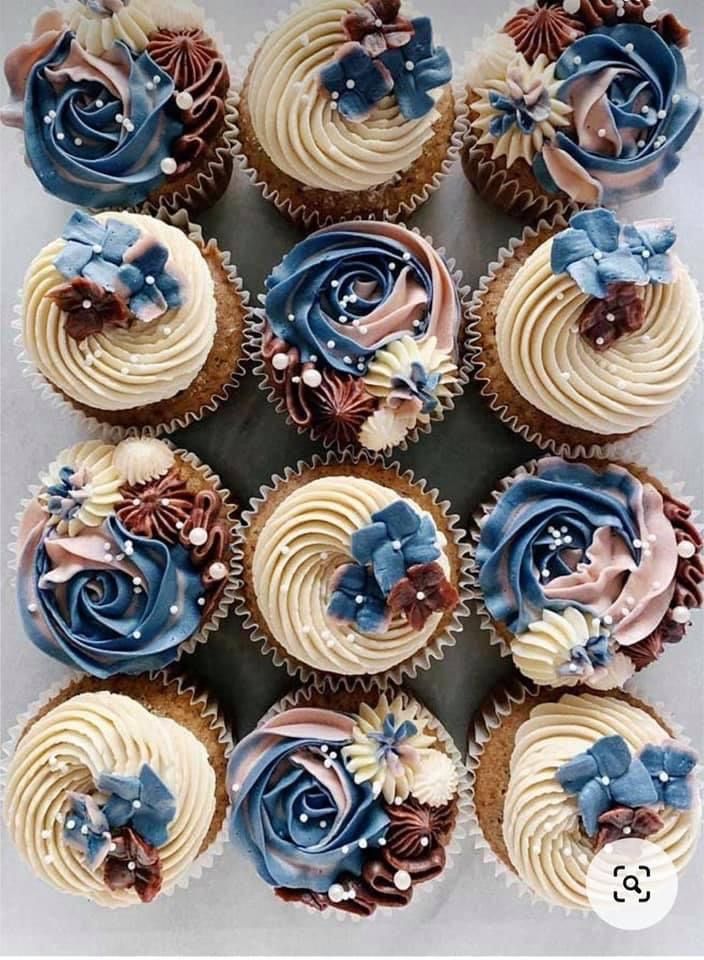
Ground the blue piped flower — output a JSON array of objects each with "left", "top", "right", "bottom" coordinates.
[
  {"left": 551, "top": 208, "right": 648, "bottom": 299},
  {"left": 116, "top": 241, "right": 183, "bottom": 323},
  {"left": 368, "top": 712, "right": 419, "bottom": 758},
  {"left": 54, "top": 210, "right": 140, "bottom": 291},
  {"left": 327, "top": 562, "right": 389, "bottom": 632},
  {"left": 639, "top": 743, "right": 697, "bottom": 810},
  {"left": 391, "top": 361, "right": 441, "bottom": 414},
  {"left": 351, "top": 499, "right": 440, "bottom": 595},
  {"left": 320, "top": 42, "right": 393, "bottom": 122},
  {"left": 488, "top": 83, "right": 551, "bottom": 138},
  {"left": 556, "top": 734, "right": 658, "bottom": 836},
  {"left": 98, "top": 764, "right": 176, "bottom": 847},
  {"left": 380, "top": 17, "right": 452, "bottom": 120},
  {"left": 63, "top": 792, "right": 112, "bottom": 869},
  {"left": 45, "top": 464, "right": 89, "bottom": 526},
  {"left": 622, "top": 220, "right": 677, "bottom": 285},
  {"left": 558, "top": 633, "right": 613, "bottom": 678}
]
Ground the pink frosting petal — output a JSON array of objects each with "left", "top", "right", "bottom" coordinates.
[{"left": 542, "top": 142, "right": 604, "bottom": 205}]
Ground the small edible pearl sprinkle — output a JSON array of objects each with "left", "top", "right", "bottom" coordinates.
[
  {"left": 41, "top": 829, "right": 51, "bottom": 839},
  {"left": 416, "top": 591, "right": 426, "bottom": 601},
  {"left": 320, "top": 821, "right": 327, "bottom": 829},
  {"left": 327, "top": 339, "right": 335, "bottom": 349},
  {"left": 573, "top": 55, "right": 582, "bottom": 65},
  {"left": 672, "top": 606, "right": 690, "bottom": 624},
  {"left": 633, "top": 538, "right": 642, "bottom": 548},
  {"left": 132, "top": 800, "right": 142, "bottom": 809},
  {"left": 596, "top": 337, "right": 605, "bottom": 346},
  {"left": 169, "top": 604, "right": 179, "bottom": 615},
  {"left": 146, "top": 81, "right": 154, "bottom": 90},
  {"left": 563, "top": 0, "right": 581, "bottom": 14},
  {"left": 328, "top": 883, "right": 345, "bottom": 903},
  {"left": 133, "top": 630, "right": 142, "bottom": 639},
  {"left": 622, "top": 825, "right": 632, "bottom": 835},
  {"left": 541, "top": 569, "right": 550, "bottom": 578},
  {"left": 27, "top": 602, "right": 38, "bottom": 613},
  {"left": 593, "top": 250, "right": 603, "bottom": 261},
  {"left": 303, "top": 368, "right": 322, "bottom": 388},
  {"left": 209, "top": 562, "right": 228, "bottom": 580},
  {"left": 606, "top": 313, "right": 615, "bottom": 323},
  {"left": 127, "top": 861, "right": 136, "bottom": 871},
  {"left": 189, "top": 527, "right": 209, "bottom": 547},
  {"left": 145, "top": 275, "right": 155, "bottom": 285},
  {"left": 161, "top": 157, "right": 177, "bottom": 175},
  {"left": 299, "top": 813, "right": 308, "bottom": 823},
  {"left": 95, "top": 99, "right": 104, "bottom": 108},
  {"left": 673, "top": 93, "right": 681, "bottom": 104},
  {"left": 346, "top": 79, "right": 355, "bottom": 89},
  {"left": 643, "top": 5, "right": 659, "bottom": 23},
  {"left": 355, "top": 595, "right": 364, "bottom": 605},
  {"left": 405, "top": 60, "right": 414, "bottom": 71},
  {"left": 604, "top": 615, "right": 613, "bottom": 625},
  {"left": 331, "top": 91, "right": 339, "bottom": 100},
  {"left": 44, "top": 115, "right": 52, "bottom": 124},
  {"left": 153, "top": 75, "right": 161, "bottom": 84},
  {"left": 359, "top": 838, "right": 368, "bottom": 849},
  {"left": 678, "top": 540, "right": 696, "bottom": 559},
  {"left": 657, "top": 109, "right": 667, "bottom": 119},
  {"left": 360, "top": 325, "right": 368, "bottom": 334},
  {"left": 392, "top": 540, "right": 402, "bottom": 551},
  {"left": 81, "top": 825, "right": 89, "bottom": 835},
  {"left": 659, "top": 771, "right": 669, "bottom": 783},
  {"left": 176, "top": 91, "right": 194, "bottom": 111},
  {"left": 66, "top": 819, "right": 76, "bottom": 830},
  {"left": 600, "top": 776, "right": 610, "bottom": 786},
  {"left": 115, "top": 112, "right": 123, "bottom": 123},
  {"left": 57, "top": 132, "right": 65, "bottom": 140},
  {"left": 197, "top": 597, "right": 206, "bottom": 606},
  {"left": 637, "top": 139, "right": 646, "bottom": 149},
  {"left": 598, "top": 128, "right": 607, "bottom": 138},
  {"left": 123, "top": 120, "right": 134, "bottom": 132},
  {"left": 272, "top": 353, "right": 289, "bottom": 370},
  {"left": 394, "top": 870, "right": 412, "bottom": 891},
  {"left": 642, "top": 105, "right": 650, "bottom": 115}
]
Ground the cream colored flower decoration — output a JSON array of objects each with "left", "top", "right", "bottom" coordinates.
[
  {"left": 113, "top": 437, "right": 175, "bottom": 486},
  {"left": 364, "top": 335, "right": 457, "bottom": 419},
  {"left": 358, "top": 407, "right": 416, "bottom": 452},
  {"left": 64, "top": 0, "right": 203, "bottom": 57},
  {"left": 39, "top": 440, "right": 124, "bottom": 536},
  {"left": 410, "top": 749, "right": 459, "bottom": 807}
]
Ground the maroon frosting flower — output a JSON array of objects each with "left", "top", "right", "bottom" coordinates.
[
  {"left": 117, "top": 470, "right": 195, "bottom": 543},
  {"left": 342, "top": 0, "right": 414, "bottom": 58},
  {"left": 388, "top": 562, "right": 459, "bottom": 629},
  {"left": 593, "top": 806, "right": 664, "bottom": 852},
  {"left": 309, "top": 371, "right": 377, "bottom": 448},
  {"left": 48, "top": 277, "right": 130, "bottom": 342},
  {"left": 103, "top": 827, "right": 162, "bottom": 903},
  {"left": 578, "top": 282, "right": 645, "bottom": 352}
]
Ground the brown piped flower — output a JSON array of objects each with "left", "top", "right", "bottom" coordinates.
[
  {"left": 147, "top": 29, "right": 222, "bottom": 90},
  {"left": 593, "top": 806, "right": 664, "bottom": 852},
  {"left": 309, "top": 371, "right": 377, "bottom": 449},
  {"left": 343, "top": 0, "right": 415, "bottom": 58},
  {"left": 48, "top": 277, "right": 130, "bottom": 342},
  {"left": 117, "top": 470, "right": 195, "bottom": 543},
  {"left": 578, "top": 282, "right": 645, "bottom": 352},
  {"left": 623, "top": 631, "right": 667, "bottom": 670},
  {"left": 385, "top": 797, "right": 456, "bottom": 858},
  {"left": 504, "top": 5, "right": 584, "bottom": 63},
  {"left": 388, "top": 562, "right": 459, "bottom": 630},
  {"left": 103, "top": 828, "right": 162, "bottom": 903}
]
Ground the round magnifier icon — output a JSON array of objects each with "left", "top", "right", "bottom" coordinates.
[{"left": 623, "top": 875, "right": 642, "bottom": 895}]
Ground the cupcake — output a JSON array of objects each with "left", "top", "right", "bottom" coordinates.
[
  {"left": 469, "top": 685, "right": 701, "bottom": 910},
  {"left": 472, "top": 456, "right": 704, "bottom": 689},
  {"left": 14, "top": 436, "right": 239, "bottom": 677},
  {"left": 462, "top": 0, "right": 702, "bottom": 220},
  {"left": 238, "top": 456, "right": 468, "bottom": 679},
  {"left": 236, "top": 0, "right": 458, "bottom": 226},
  {"left": 1, "top": 0, "right": 237, "bottom": 214},
  {"left": 469, "top": 207, "right": 703, "bottom": 454},
  {"left": 227, "top": 681, "right": 468, "bottom": 917},
  {"left": 2, "top": 672, "right": 231, "bottom": 907},
  {"left": 18, "top": 208, "right": 249, "bottom": 434},
  {"left": 257, "top": 221, "right": 468, "bottom": 454}
]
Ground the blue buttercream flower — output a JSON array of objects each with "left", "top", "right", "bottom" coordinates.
[
  {"left": 639, "top": 743, "right": 697, "bottom": 810},
  {"left": 63, "top": 792, "right": 112, "bottom": 869},
  {"left": 551, "top": 209, "right": 647, "bottom": 299},
  {"left": 45, "top": 463, "right": 91, "bottom": 527},
  {"left": 622, "top": 219, "right": 677, "bottom": 285},
  {"left": 368, "top": 712, "right": 418, "bottom": 757},
  {"left": 557, "top": 633, "right": 613, "bottom": 679},
  {"left": 391, "top": 361, "right": 441, "bottom": 414},
  {"left": 54, "top": 210, "right": 140, "bottom": 291},
  {"left": 351, "top": 499, "right": 440, "bottom": 595},
  {"left": 320, "top": 42, "right": 393, "bottom": 122},
  {"left": 327, "top": 563, "right": 389, "bottom": 632},
  {"left": 98, "top": 764, "right": 176, "bottom": 847},
  {"left": 487, "top": 82, "right": 551, "bottom": 138},
  {"left": 557, "top": 734, "right": 658, "bottom": 836},
  {"left": 116, "top": 240, "right": 183, "bottom": 322},
  {"left": 380, "top": 17, "right": 452, "bottom": 120}
]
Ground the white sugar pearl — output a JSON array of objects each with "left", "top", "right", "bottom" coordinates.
[
  {"left": 320, "top": 821, "right": 327, "bottom": 829},
  {"left": 299, "top": 813, "right": 309, "bottom": 823},
  {"left": 328, "top": 883, "right": 345, "bottom": 903},
  {"left": 56, "top": 132, "right": 65, "bottom": 140},
  {"left": 358, "top": 838, "right": 368, "bottom": 849},
  {"left": 161, "top": 157, "right": 177, "bottom": 175},
  {"left": 132, "top": 799, "right": 142, "bottom": 809},
  {"left": 392, "top": 540, "right": 402, "bottom": 551},
  {"left": 405, "top": 61, "right": 414, "bottom": 71},
  {"left": 133, "top": 630, "right": 142, "bottom": 640},
  {"left": 657, "top": 109, "right": 667, "bottom": 119},
  {"left": 208, "top": 561, "right": 228, "bottom": 581},
  {"left": 598, "top": 128, "right": 607, "bottom": 138},
  {"left": 622, "top": 825, "right": 632, "bottom": 835},
  {"left": 127, "top": 861, "right": 136, "bottom": 871},
  {"left": 678, "top": 540, "right": 696, "bottom": 559},
  {"left": 355, "top": 595, "right": 364, "bottom": 605},
  {"left": 346, "top": 79, "right": 355, "bottom": 90},
  {"left": 272, "top": 352, "right": 289, "bottom": 370},
  {"left": 176, "top": 91, "right": 194, "bottom": 111},
  {"left": 659, "top": 771, "right": 669, "bottom": 783},
  {"left": 41, "top": 829, "right": 51, "bottom": 839},
  {"left": 302, "top": 368, "right": 322, "bottom": 388},
  {"left": 115, "top": 113, "right": 123, "bottom": 123},
  {"left": 81, "top": 825, "right": 89, "bottom": 835},
  {"left": 600, "top": 776, "right": 610, "bottom": 786},
  {"left": 672, "top": 606, "right": 690, "bottom": 624},
  {"left": 643, "top": 5, "right": 659, "bottom": 23},
  {"left": 189, "top": 527, "right": 209, "bottom": 547},
  {"left": 416, "top": 591, "right": 426, "bottom": 601},
  {"left": 169, "top": 604, "right": 179, "bottom": 615},
  {"left": 563, "top": 0, "right": 581, "bottom": 14},
  {"left": 145, "top": 275, "right": 155, "bottom": 285},
  {"left": 197, "top": 597, "right": 206, "bottom": 606},
  {"left": 66, "top": 819, "right": 76, "bottom": 830},
  {"left": 420, "top": 836, "right": 430, "bottom": 848},
  {"left": 327, "top": 339, "right": 336, "bottom": 349},
  {"left": 394, "top": 870, "right": 412, "bottom": 891}
]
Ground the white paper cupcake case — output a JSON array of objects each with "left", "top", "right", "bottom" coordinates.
[
  {"left": 0, "top": 668, "right": 234, "bottom": 908},
  {"left": 8, "top": 439, "right": 243, "bottom": 674},
  {"left": 465, "top": 213, "right": 704, "bottom": 459},
  {"left": 249, "top": 223, "right": 473, "bottom": 456},
  {"left": 230, "top": 1, "right": 470, "bottom": 230},
  {"left": 12, "top": 208, "right": 255, "bottom": 441},
  {"left": 466, "top": 456, "right": 704, "bottom": 670},
  {"left": 464, "top": 677, "right": 703, "bottom": 916},
  {"left": 251, "top": 675, "right": 472, "bottom": 923},
  {"left": 235, "top": 449, "right": 472, "bottom": 688},
  {"left": 459, "top": 0, "right": 704, "bottom": 221}
]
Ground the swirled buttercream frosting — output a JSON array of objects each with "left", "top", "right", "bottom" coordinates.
[
  {"left": 4, "top": 689, "right": 216, "bottom": 907},
  {"left": 226, "top": 688, "right": 461, "bottom": 915},
  {"left": 250, "top": 475, "right": 459, "bottom": 675},
  {"left": 262, "top": 220, "right": 462, "bottom": 451},
  {"left": 502, "top": 692, "right": 700, "bottom": 909},
  {"left": 477, "top": 456, "right": 704, "bottom": 684},
  {"left": 22, "top": 210, "right": 216, "bottom": 412},
  {"left": 245, "top": 0, "right": 451, "bottom": 192},
  {"left": 16, "top": 438, "right": 233, "bottom": 676}
]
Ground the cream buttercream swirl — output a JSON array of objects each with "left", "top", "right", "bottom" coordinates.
[
  {"left": 22, "top": 212, "right": 216, "bottom": 411},
  {"left": 64, "top": 0, "right": 204, "bottom": 56},
  {"left": 495, "top": 238, "right": 703, "bottom": 434},
  {"left": 247, "top": 0, "right": 448, "bottom": 192},
  {"left": 252, "top": 476, "right": 451, "bottom": 674},
  {"left": 4, "top": 690, "right": 216, "bottom": 907},
  {"left": 503, "top": 693, "right": 700, "bottom": 910}
]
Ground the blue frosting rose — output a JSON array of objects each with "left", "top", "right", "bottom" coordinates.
[
  {"left": 24, "top": 32, "right": 183, "bottom": 208},
  {"left": 227, "top": 708, "right": 388, "bottom": 892},
  {"left": 18, "top": 515, "right": 204, "bottom": 677},
  {"left": 534, "top": 25, "right": 701, "bottom": 205}
]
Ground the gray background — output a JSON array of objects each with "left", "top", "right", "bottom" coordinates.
[{"left": 1, "top": 0, "right": 702, "bottom": 955}]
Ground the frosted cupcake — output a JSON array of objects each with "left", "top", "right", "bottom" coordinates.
[
  {"left": 473, "top": 457, "right": 704, "bottom": 688},
  {"left": 1, "top": 0, "right": 236, "bottom": 214},
  {"left": 19, "top": 209, "right": 248, "bottom": 433},
  {"left": 227, "top": 683, "right": 467, "bottom": 917},
  {"left": 238, "top": 458, "right": 467, "bottom": 679},
  {"left": 3, "top": 673, "right": 231, "bottom": 907},
  {"left": 462, "top": 0, "right": 701, "bottom": 219},
  {"left": 14, "top": 437, "right": 238, "bottom": 677},
  {"left": 258, "top": 221, "right": 467, "bottom": 453},
  {"left": 236, "top": 0, "right": 457, "bottom": 225},
  {"left": 469, "top": 687, "right": 701, "bottom": 910},
  {"left": 469, "top": 208, "right": 703, "bottom": 453}
]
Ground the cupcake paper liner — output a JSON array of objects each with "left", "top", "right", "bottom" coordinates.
[
  {"left": 464, "top": 677, "right": 703, "bottom": 916},
  {"left": 230, "top": 1, "right": 470, "bottom": 230},
  {"left": 12, "top": 208, "right": 254, "bottom": 441},
  {"left": 467, "top": 456, "right": 703, "bottom": 667},
  {"left": 460, "top": 0, "right": 704, "bottom": 222},
  {"left": 234, "top": 450, "right": 472, "bottom": 687},
  {"left": 8, "top": 439, "right": 243, "bottom": 673},
  {"left": 0, "top": 668, "right": 234, "bottom": 907},
  {"left": 465, "top": 213, "right": 704, "bottom": 459},
  {"left": 255, "top": 675, "right": 472, "bottom": 923},
  {"left": 250, "top": 223, "right": 473, "bottom": 456}
]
